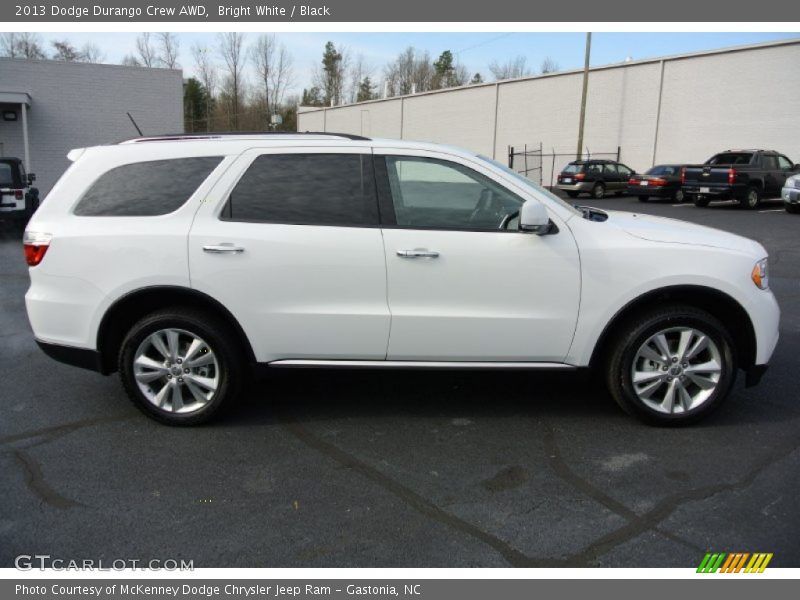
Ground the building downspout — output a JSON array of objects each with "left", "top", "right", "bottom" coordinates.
[
  {"left": 651, "top": 60, "right": 666, "bottom": 167},
  {"left": 21, "top": 102, "right": 30, "bottom": 172},
  {"left": 492, "top": 82, "right": 500, "bottom": 159}
]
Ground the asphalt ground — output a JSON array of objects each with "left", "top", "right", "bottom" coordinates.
[{"left": 1, "top": 192, "right": 798, "bottom": 568}]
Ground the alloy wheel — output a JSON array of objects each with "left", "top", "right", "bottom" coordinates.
[
  {"left": 133, "top": 328, "right": 219, "bottom": 414},
  {"left": 630, "top": 326, "right": 722, "bottom": 414}
]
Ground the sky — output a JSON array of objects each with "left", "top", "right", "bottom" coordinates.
[{"left": 36, "top": 31, "right": 798, "bottom": 98}]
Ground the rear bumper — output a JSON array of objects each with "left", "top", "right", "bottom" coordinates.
[
  {"left": 557, "top": 182, "right": 593, "bottom": 192},
  {"left": 627, "top": 185, "right": 674, "bottom": 197},
  {"left": 36, "top": 339, "right": 104, "bottom": 373},
  {"left": 682, "top": 184, "right": 745, "bottom": 199}
]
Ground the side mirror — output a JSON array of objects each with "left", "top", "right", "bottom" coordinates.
[
  {"left": 519, "top": 201, "right": 555, "bottom": 235},
  {"left": 27, "top": 173, "right": 36, "bottom": 184}
]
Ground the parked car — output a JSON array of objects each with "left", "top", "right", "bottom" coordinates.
[
  {"left": 0, "top": 157, "right": 39, "bottom": 224},
  {"left": 628, "top": 165, "right": 685, "bottom": 202},
  {"left": 682, "top": 150, "right": 800, "bottom": 209},
  {"left": 783, "top": 173, "right": 800, "bottom": 214},
  {"left": 24, "top": 133, "right": 778, "bottom": 426},
  {"left": 556, "top": 159, "right": 636, "bottom": 199}
]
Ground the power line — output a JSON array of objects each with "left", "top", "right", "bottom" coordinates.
[{"left": 453, "top": 33, "right": 515, "bottom": 56}]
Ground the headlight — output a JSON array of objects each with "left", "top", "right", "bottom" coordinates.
[
  {"left": 751, "top": 258, "right": 769, "bottom": 290},
  {"left": 786, "top": 175, "right": 800, "bottom": 189}
]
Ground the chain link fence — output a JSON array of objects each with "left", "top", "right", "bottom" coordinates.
[{"left": 508, "top": 144, "right": 621, "bottom": 189}]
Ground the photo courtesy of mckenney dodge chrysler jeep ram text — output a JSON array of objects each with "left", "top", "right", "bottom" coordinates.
[{"left": 23, "top": 133, "right": 779, "bottom": 426}]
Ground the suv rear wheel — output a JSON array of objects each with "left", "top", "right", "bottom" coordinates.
[
  {"left": 592, "top": 183, "right": 606, "bottom": 199},
  {"left": 119, "top": 307, "right": 244, "bottom": 425},
  {"left": 606, "top": 306, "right": 736, "bottom": 426}
]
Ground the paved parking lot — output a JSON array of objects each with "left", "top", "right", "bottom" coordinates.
[{"left": 1, "top": 194, "right": 799, "bottom": 568}]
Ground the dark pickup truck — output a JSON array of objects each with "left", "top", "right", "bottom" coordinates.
[{"left": 682, "top": 150, "right": 800, "bottom": 209}]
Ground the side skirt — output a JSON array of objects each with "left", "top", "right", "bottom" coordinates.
[{"left": 267, "top": 360, "right": 576, "bottom": 370}]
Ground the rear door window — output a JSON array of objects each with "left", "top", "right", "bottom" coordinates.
[
  {"left": 74, "top": 156, "right": 223, "bottom": 216},
  {"left": 221, "top": 153, "right": 378, "bottom": 227},
  {"left": 762, "top": 155, "right": 779, "bottom": 171},
  {"left": 707, "top": 153, "right": 753, "bottom": 165}
]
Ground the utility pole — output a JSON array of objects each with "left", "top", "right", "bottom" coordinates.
[{"left": 576, "top": 32, "right": 592, "bottom": 160}]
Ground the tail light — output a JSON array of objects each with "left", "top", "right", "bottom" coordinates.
[
  {"left": 574, "top": 172, "right": 586, "bottom": 180},
  {"left": 728, "top": 168, "right": 736, "bottom": 185},
  {"left": 680, "top": 167, "right": 686, "bottom": 184},
  {"left": 628, "top": 178, "right": 640, "bottom": 185},
  {"left": 23, "top": 231, "right": 52, "bottom": 266},
  {"left": 15, "top": 190, "right": 23, "bottom": 200},
  {"left": 650, "top": 178, "right": 668, "bottom": 186}
]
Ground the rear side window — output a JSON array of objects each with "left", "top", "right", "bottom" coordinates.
[
  {"left": 221, "top": 153, "right": 377, "bottom": 226},
  {"left": 0, "top": 163, "right": 14, "bottom": 187},
  {"left": 74, "top": 157, "right": 223, "bottom": 216},
  {"left": 562, "top": 164, "right": 582, "bottom": 174},
  {"left": 706, "top": 153, "right": 752, "bottom": 165}
]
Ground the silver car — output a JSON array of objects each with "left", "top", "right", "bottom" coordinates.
[{"left": 783, "top": 173, "right": 800, "bottom": 214}]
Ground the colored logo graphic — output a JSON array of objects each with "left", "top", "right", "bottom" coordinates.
[{"left": 697, "top": 553, "right": 773, "bottom": 573}]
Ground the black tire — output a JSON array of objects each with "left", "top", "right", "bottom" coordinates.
[
  {"left": 743, "top": 186, "right": 761, "bottom": 210},
  {"left": 119, "top": 307, "right": 245, "bottom": 425},
  {"left": 605, "top": 305, "right": 737, "bottom": 426},
  {"left": 786, "top": 203, "right": 799, "bottom": 214},
  {"left": 673, "top": 189, "right": 685, "bottom": 203},
  {"left": 566, "top": 191, "right": 579, "bottom": 198},
  {"left": 592, "top": 183, "right": 606, "bottom": 200},
  {"left": 638, "top": 196, "right": 649, "bottom": 202},
  {"left": 694, "top": 195, "right": 709, "bottom": 207}
]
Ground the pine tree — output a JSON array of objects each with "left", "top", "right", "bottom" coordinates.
[{"left": 356, "top": 77, "right": 375, "bottom": 102}]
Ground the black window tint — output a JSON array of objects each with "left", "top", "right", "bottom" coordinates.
[
  {"left": 222, "top": 154, "right": 377, "bottom": 226},
  {"left": 0, "top": 163, "right": 13, "bottom": 187},
  {"left": 74, "top": 157, "right": 222, "bottom": 217},
  {"left": 762, "top": 155, "right": 778, "bottom": 170},
  {"left": 603, "top": 163, "right": 618, "bottom": 175}
]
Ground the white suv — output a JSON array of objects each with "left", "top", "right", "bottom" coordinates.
[{"left": 24, "top": 133, "right": 779, "bottom": 426}]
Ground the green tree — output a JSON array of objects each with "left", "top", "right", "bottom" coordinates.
[
  {"left": 318, "top": 41, "right": 346, "bottom": 105},
  {"left": 301, "top": 87, "right": 325, "bottom": 107},
  {"left": 470, "top": 73, "right": 483, "bottom": 84},
  {"left": 433, "top": 50, "right": 455, "bottom": 89},
  {"left": 356, "top": 76, "right": 375, "bottom": 102},
  {"left": 184, "top": 77, "right": 212, "bottom": 132}
]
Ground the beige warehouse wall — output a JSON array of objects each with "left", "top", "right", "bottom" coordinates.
[
  {"left": 402, "top": 85, "right": 497, "bottom": 156},
  {"left": 298, "top": 40, "right": 800, "bottom": 179},
  {"left": 655, "top": 44, "right": 800, "bottom": 165}
]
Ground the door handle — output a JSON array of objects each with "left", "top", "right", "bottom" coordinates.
[
  {"left": 396, "top": 249, "right": 439, "bottom": 258},
  {"left": 203, "top": 244, "right": 245, "bottom": 254}
]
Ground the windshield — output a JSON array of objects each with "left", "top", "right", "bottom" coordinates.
[
  {"left": 0, "top": 163, "right": 14, "bottom": 187},
  {"left": 476, "top": 155, "right": 581, "bottom": 216}
]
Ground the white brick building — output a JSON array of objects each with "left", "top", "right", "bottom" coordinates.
[
  {"left": 0, "top": 58, "right": 183, "bottom": 196},
  {"left": 298, "top": 39, "right": 800, "bottom": 180}
]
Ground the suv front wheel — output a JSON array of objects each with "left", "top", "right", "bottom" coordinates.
[
  {"left": 119, "top": 307, "right": 244, "bottom": 425},
  {"left": 606, "top": 306, "right": 736, "bottom": 426}
]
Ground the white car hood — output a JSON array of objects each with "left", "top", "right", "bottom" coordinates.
[{"left": 605, "top": 210, "right": 765, "bottom": 255}]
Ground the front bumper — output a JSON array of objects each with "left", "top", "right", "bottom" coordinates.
[{"left": 782, "top": 186, "right": 799, "bottom": 204}]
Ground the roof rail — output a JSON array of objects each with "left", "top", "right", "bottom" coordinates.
[{"left": 118, "top": 131, "right": 371, "bottom": 144}]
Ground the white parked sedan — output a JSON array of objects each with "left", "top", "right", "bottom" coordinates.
[{"left": 23, "top": 133, "right": 779, "bottom": 426}]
